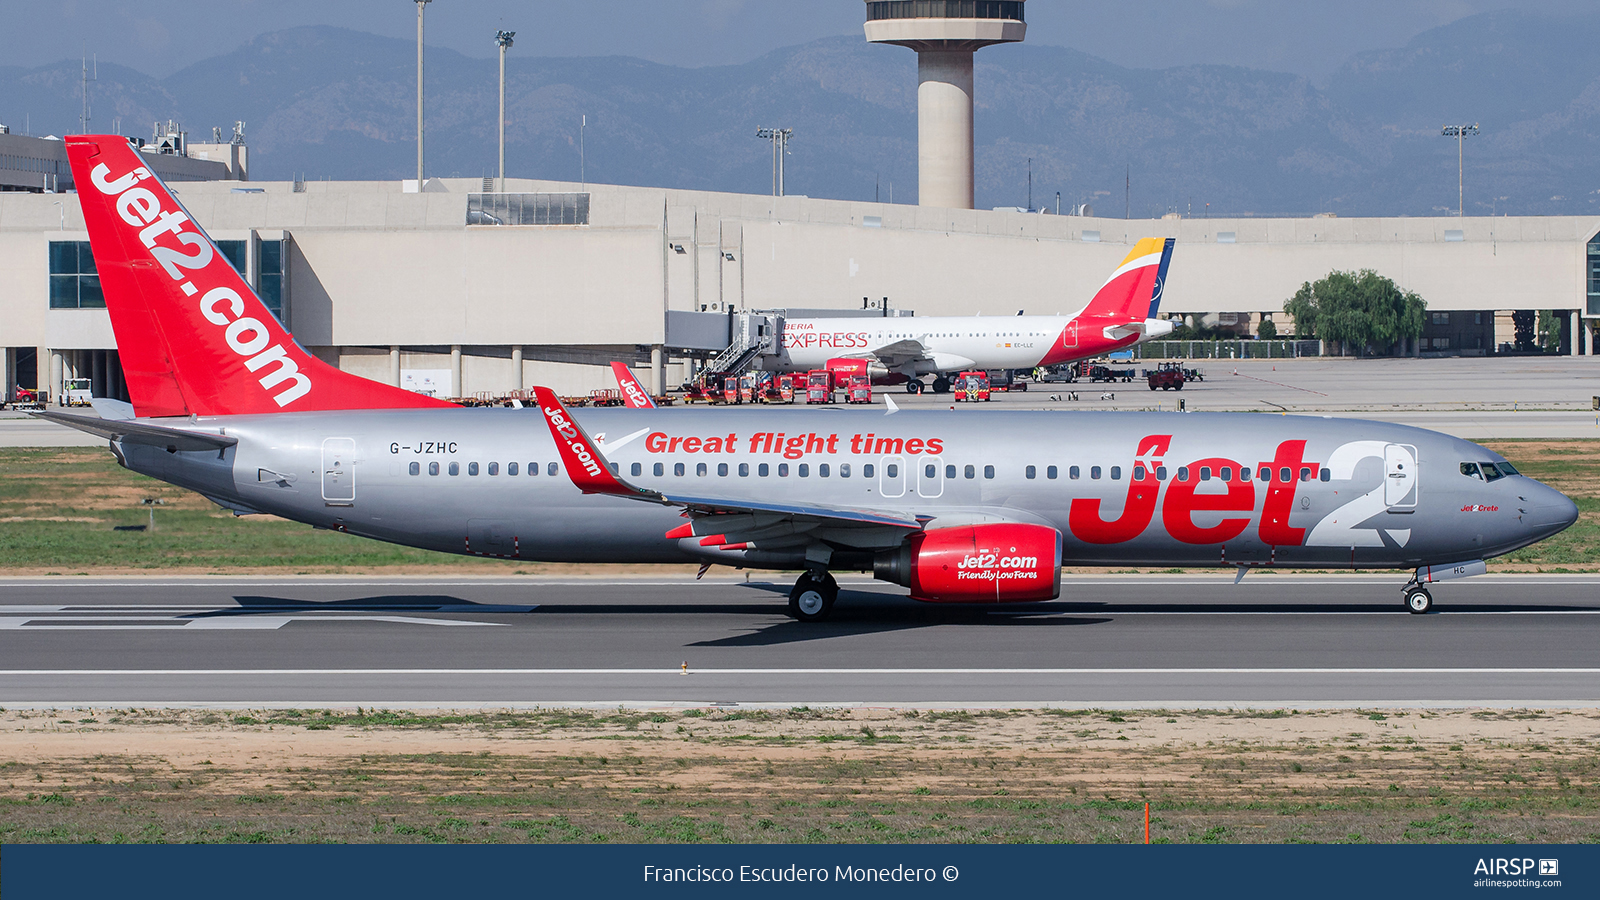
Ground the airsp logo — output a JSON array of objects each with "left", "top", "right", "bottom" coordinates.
[{"left": 1539, "top": 859, "right": 1559, "bottom": 877}]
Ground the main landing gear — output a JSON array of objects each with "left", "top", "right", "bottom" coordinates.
[
  {"left": 1402, "top": 583, "right": 1433, "bottom": 614},
  {"left": 931, "top": 376, "right": 951, "bottom": 394},
  {"left": 905, "top": 379, "right": 924, "bottom": 395},
  {"left": 788, "top": 570, "right": 838, "bottom": 622}
]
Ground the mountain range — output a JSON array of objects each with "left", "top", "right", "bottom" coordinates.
[{"left": 3, "top": 9, "right": 1599, "bottom": 218}]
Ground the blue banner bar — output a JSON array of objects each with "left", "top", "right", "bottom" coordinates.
[{"left": 3, "top": 843, "right": 1591, "bottom": 899}]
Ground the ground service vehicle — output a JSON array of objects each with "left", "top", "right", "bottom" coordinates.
[
  {"left": 954, "top": 371, "right": 991, "bottom": 402},
  {"left": 846, "top": 374, "right": 873, "bottom": 404},
  {"left": 61, "top": 378, "right": 93, "bottom": 406},
  {"left": 739, "top": 373, "right": 757, "bottom": 404},
  {"left": 1148, "top": 364, "right": 1186, "bottom": 391},
  {"left": 805, "top": 370, "right": 833, "bottom": 404},
  {"left": 774, "top": 374, "right": 795, "bottom": 404},
  {"left": 722, "top": 377, "right": 741, "bottom": 405},
  {"left": 39, "top": 135, "right": 1580, "bottom": 623}
]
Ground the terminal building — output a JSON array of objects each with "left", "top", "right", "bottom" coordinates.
[{"left": 1, "top": 0, "right": 1596, "bottom": 404}]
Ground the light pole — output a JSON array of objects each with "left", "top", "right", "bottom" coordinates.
[
  {"left": 1441, "top": 123, "right": 1479, "bottom": 217},
  {"left": 495, "top": 29, "right": 514, "bottom": 193},
  {"left": 415, "top": 0, "right": 431, "bottom": 188},
  {"left": 755, "top": 128, "right": 792, "bottom": 196}
]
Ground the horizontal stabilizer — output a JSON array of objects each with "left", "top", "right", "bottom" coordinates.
[{"left": 33, "top": 410, "right": 237, "bottom": 452}]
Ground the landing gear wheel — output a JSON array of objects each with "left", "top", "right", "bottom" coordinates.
[
  {"left": 1403, "top": 586, "right": 1433, "bottom": 614},
  {"left": 932, "top": 376, "right": 951, "bottom": 394},
  {"left": 906, "top": 380, "right": 923, "bottom": 395},
  {"left": 788, "top": 571, "right": 838, "bottom": 622}
]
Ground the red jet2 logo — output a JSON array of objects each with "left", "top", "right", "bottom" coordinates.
[{"left": 1067, "top": 436, "right": 1320, "bottom": 546}]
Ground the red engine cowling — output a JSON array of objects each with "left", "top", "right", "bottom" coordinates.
[{"left": 874, "top": 523, "right": 1062, "bottom": 603}]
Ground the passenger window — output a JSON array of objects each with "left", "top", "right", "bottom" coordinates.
[
  {"left": 449, "top": 462, "right": 460, "bottom": 476},
  {"left": 887, "top": 463, "right": 899, "bottom": 478},
  {"left": 798, "top": 464, "right": 809, "bottom": 477},
  {"left": 1177, "top": 466, "right": 1189, "bottom": 482},
  {"left": 1110, "top": 466, "right": 1121, "bottom": 480},
  {"left": 1220, "top": 467, "right": 1231, "bottom": 482},
  {"left": 654, "top": 462, "right": 665, "bottom": 477},
  {"left": 608, "top": 463, "right": 618, "bottom": 475},
  {"left": 508, "top": 462, "right": 518, "bottom": 476},
  {"left": 696, "top": 463, "right": 706, "bottom": 477},
  {"left": 1133, "top": 465, "right": 1146, "bottom": 481},
  {"left": 1199, "top": 466, "right": 1210, "bottom": 481},
  {"left": 779, "top": 463, "right": 790, "bottom": 477},
  {"left": 488, "top": 462, "right": 498, "bottom": 476},
  {"left": 965, "top": 465, "right": 976, "bottom": 479},
  {"left": 429, "top": 461, "right": 439, "bottom": 476},
  {"left": 547, "top": 463, "right": 557, "bottom": 476},
  {"left": 409, "top": 461, "right": 420, "bottom": 476},
  {"left": 1156, "top": 466, "right": 1167, "bottom": 480},
  {"left": 1279, "top": 467, "right": 1291, "bottom": 483},
  {"left": 927, "top": 464, "right": 938, "bottom": 478},
  {"left": 529, "top": 462, "right": 538, "bottom": 475},
  {"left": 946, "top": 464, "right": 957, "bottom": 479},
  {"left": 1257, "top": 466, "right": 1269, "bottom": 482},
  {"left": 674, "top": 463, "right": 685, "bottom": 476},
  {"left": 1090, "top": 466, "right": 1102, "bottom": 480},
  {"left": 1319, "top": 469, "right": 1331, "bottom": 482},
  {"left": 820, "top": 464, "right": 830, "bottom": 477},
  {"left": 468, "top": 462, "right": 480, "bottom": 476},
  {"left": 739, "top": 463, "right": 750, "bottom": 477},
  {"left": 840, "top": 463, "right": 851, "bottom": 478},
  {"left": 1047, "top": 465, "right": 1058, "bottom": 480},
  {"left": 1025, "top": 465, "right": 1036, "bottom": 479},
  {"left": 1298, "top": 467, "right": 1311, "bottom": 482},
  {"left": 983, "top": 465, "right": 995, "bottom": 479},
  {"left": 631, "top": 462, "right": 641, "bottom": 476},
  {"left": 1240, "top": 467, "right": 1250, "bottom": 482},
  {"left": 718, "top": 463, "right": 729, "bottom": 477},
  {"left": 1069, "top": 465, "right": 1080, "bottom": 479},
  {"left": 759, "top": 463, "right": 770, "bottom": 477},
  {"left": 1460, "top": 462, "right": 1482, "bottom": 480},
  {"left": 864, "top": 464, "right": 875, "bottom": 477}
]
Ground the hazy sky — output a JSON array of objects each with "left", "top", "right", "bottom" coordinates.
[{"left": 2, "top": 0, "right": 1589, "bottom": 80}]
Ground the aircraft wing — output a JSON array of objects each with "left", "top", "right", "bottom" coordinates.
[
  {"left": 529, "top": 387, "right": 922, "bottom": 549},
  {"left": 863, "top": 337, "right": 931, "bottom": 369},
  {"left": 33, "top": 410, "right": 237, "bottom": 452}
]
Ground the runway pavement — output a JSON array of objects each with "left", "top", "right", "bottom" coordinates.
[{"left": 2, "top": 574, "right": 1598, "bottom": 709}]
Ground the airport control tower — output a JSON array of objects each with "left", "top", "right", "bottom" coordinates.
[{"left": 865, "top": 1, "right": 1026, "bottom": 209}]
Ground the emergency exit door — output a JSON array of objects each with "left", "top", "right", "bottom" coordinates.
[{"left": 321, "top": 438, "right": 356, "bottom": 504}]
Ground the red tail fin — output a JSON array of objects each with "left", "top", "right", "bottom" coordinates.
[
  {"left": 1083, "top": 237, "right": 1174, "bottom": 320},
  {"left": 63, "top": 135, "right": 453, "bottom": 417},
  {"left": 610, "top": 362, "right": 657, "bottom": 409}
]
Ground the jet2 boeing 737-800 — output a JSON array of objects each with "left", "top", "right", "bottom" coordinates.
[{"left": 39, "top": 136, "right": 1578, "bottom": 621}]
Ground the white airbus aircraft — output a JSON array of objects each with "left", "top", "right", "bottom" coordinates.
[{"left": 764, "top": 239, "right": 1176, "bottom": 392}]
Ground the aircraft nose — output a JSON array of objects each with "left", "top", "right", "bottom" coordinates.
[{"left": 1524, "top": 482, "right": 1579, "bottom": 539}]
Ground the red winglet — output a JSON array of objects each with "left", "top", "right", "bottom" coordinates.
[
  {"left": 610, "top": 362, "right": 657, "bottom": 409},
  {"left": 531, "top": 386, "right": 637, "bottom": 496}
]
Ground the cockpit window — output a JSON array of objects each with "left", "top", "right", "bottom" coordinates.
[
  {"left": 1480, "top": 463, "right": 1505, "bottom": 482},
  {"left": 1460, "top": 462, "right": 1482, "bottom": 480},
  {"left": 1494, "top": 461, "right": 1519, "bottom": 476}
]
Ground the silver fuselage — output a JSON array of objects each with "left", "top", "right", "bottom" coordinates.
[{"left": 113, "top": 407, "right": 1577, "bottom": 572}]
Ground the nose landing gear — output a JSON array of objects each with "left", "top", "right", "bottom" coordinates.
[
  {"left": 1402, "top": 584, "right": 1433, "bottom": 614},
  {"left": 788, "top": 570, "right": 838, "bottom": 622}
]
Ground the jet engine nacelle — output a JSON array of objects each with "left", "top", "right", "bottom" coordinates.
[{"left": 874, "top": 523, "right": 1062, "bottom": 603}]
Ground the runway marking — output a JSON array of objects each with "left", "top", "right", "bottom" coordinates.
[
  {"left": 0, "top": 616, "right": 506, "bottom": 631},
  {"left": 2, "top": 667, "right": 1598, "bottom": 676}
]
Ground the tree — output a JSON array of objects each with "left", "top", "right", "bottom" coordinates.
[
  {"left": 1257, "top": 317, "right": 1277, "bottom": 340},
  {"left": 1282, "top": 269, "right": 1425, "bottom": 356}
]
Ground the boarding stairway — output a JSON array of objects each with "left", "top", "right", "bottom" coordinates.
[{"left": 702, "top": 312, "right": 781, "bottom": 379}]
